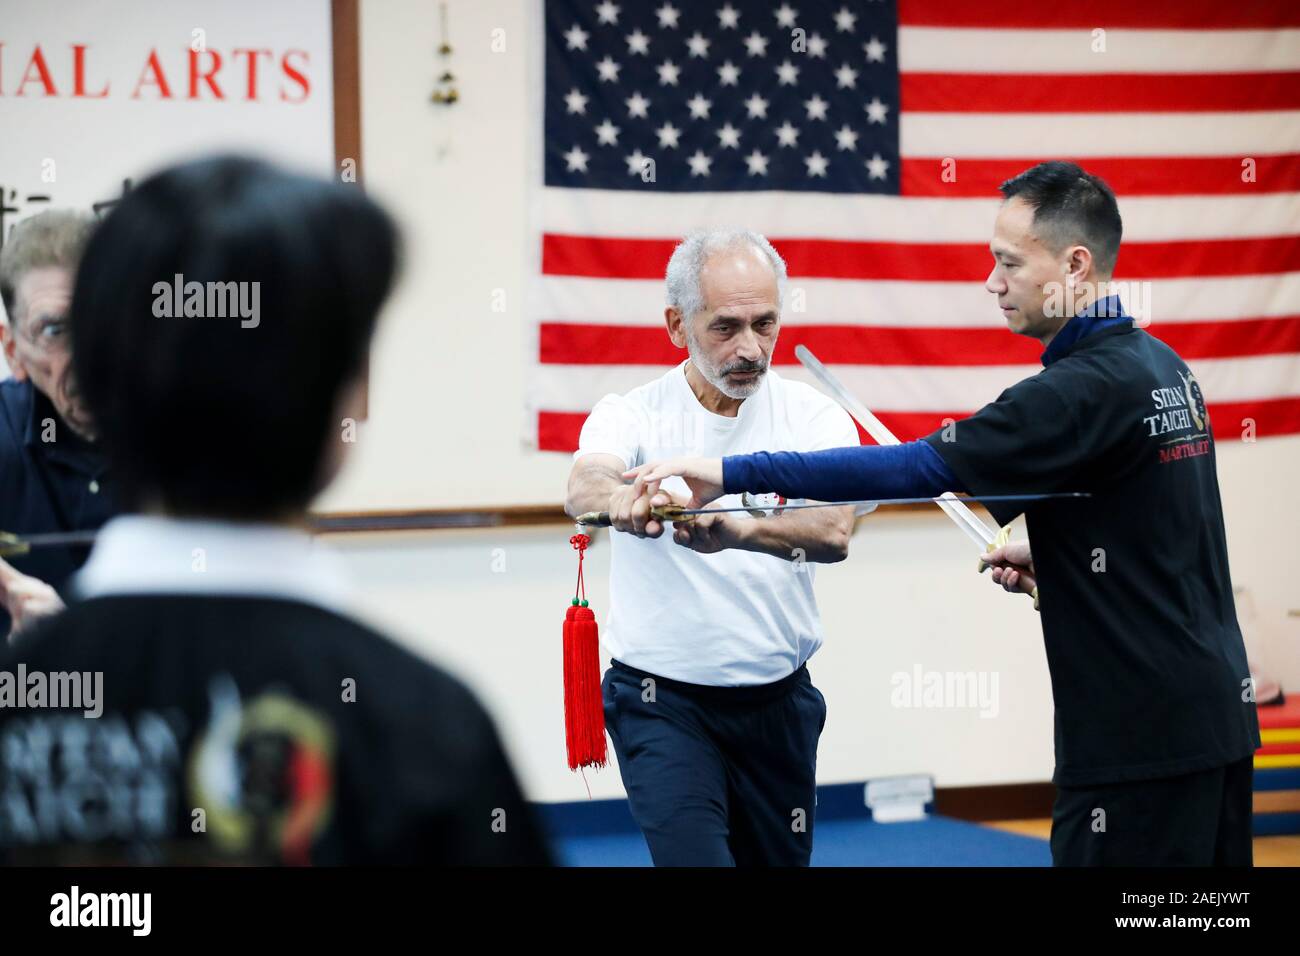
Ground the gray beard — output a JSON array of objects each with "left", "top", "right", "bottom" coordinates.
[{"left": 685, "top": 330, "right": 768, "bottom": 400}]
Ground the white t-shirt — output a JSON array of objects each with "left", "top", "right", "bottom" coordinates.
[{"left": 574, "top": 361, "right": 859, "bottom": 686}]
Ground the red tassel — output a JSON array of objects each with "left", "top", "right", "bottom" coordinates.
[
  {"left": 563, "top": 601, "right": 607, "bottom": 770},
  {"left": 564, "top": 533, "right": 607, "bottom": 770}
]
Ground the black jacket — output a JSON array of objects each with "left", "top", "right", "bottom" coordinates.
[
  {"left": 0, "top": 378, "right": 116, "bottom": 631},
  {"left": 0, "top": 594, "right": 552, "bottom": 865}
]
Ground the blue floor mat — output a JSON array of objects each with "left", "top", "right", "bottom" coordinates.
[{"left": 552, "top": 814, "right": 1051, "bottom": 867}]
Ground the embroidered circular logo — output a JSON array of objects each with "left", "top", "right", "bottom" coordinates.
[
  {"left": 188, "top": 676, "right": 336, "bottom": 865},
  {"left": 1179, "top": 370, "right": 1207, "bottom": 433}
]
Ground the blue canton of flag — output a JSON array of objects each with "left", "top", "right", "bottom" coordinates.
[{"left": 544, "top": 0, "right": 900, "bottom": 193}]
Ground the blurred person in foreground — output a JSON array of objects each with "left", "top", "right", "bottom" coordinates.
[{"left": 0, "top": 156, "right": 551, "bottom": 865}]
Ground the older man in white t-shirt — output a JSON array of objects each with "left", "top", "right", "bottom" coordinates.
[{"left": 564, "top": 229, "right": 858, "bottom": 866}]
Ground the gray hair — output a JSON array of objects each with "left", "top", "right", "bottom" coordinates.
[
  {"left": 0, "top": 209, "right": 95, "bottom": 325},
  {"left": 665, "top": 228, "right": 787, "bottom": 320}
]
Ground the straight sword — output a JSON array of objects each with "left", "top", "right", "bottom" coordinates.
[
  {"left": 0, "top": 530, "right": 99, "bottom": 558},
  {"left": 795, "top": 344, "right": 1004, "bottom": 551},
  {"left": 795, "top": 345, "right": 1040, "bottom": 606},
  {"left": 573, "top": 492, "right": 1086, "bottom": 527}
]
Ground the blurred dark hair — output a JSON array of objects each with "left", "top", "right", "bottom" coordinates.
[
  {"left": 999, "top": 161, "right": 1123, "bottom": 275},
  {"left": 71, "top": 155, "right": 399, "bottom": 520}
]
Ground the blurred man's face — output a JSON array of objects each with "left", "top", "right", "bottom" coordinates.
[
  {"left": 985, "top": 196, "right": 1073, "bottom": 343},
  {"left": 669, "top": 246, "right": 780, "bottom": 400},
  {"left": 1, "top": 266, "right": 92, "bottom": 437}
]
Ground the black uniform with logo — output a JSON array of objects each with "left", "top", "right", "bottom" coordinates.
[
  {"left": 923, "top": 300, "right": 1260, "bottom": 865},
  {"left": 0, "top": 595, "right": 552, "bottom": 865}
]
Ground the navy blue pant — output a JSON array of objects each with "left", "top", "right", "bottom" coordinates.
[{"left": 602, "top": 659, "right": 826, "bottom": 867}]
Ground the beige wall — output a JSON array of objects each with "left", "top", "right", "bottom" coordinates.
[{"left": 320, "top": 0, "right": 560, "bottom": 511}]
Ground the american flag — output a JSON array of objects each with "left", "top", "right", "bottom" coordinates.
[{"left": 527, "top": 0, "right": 1300, "bottom": 451}]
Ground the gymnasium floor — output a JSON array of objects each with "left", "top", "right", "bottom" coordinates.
[
  {"left": 553, "top": 813, "right": 1051, "bottom": 866},
  {"left": 988, "top": 819, "right": 1300, "bottom": 868},
  {"left": 541, "top": 796, "right": 1300, "bottom": 867}
]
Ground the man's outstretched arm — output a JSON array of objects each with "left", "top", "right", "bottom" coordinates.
[{"left": 625, "top": 440, "right": 965, "bottom": 507}]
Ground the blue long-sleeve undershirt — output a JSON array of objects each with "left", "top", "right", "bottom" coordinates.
[{"left": 722, "top": 440, "right": 967, "bottom": 503}]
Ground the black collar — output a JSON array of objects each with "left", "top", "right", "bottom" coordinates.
[{"left": 1047, "top": 321, "right": 1136, "bottom": 365}]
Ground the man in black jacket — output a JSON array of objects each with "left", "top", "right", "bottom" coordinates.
[
  {"left": 0, "top": 211, "right": 116, "bottom": 638},
  {"left": 0, "top": 157, "right": 551, "bottom": 866}
]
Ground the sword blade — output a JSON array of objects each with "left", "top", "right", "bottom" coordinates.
[
  {"left": 0, "top": 529, "right": 99, "bottom": 558},
  {"left": 574, "top": 492, "right": 1088, "bottom": 528},
  {"left": 16, "top": 531, "right": 100, "bottom": 548},
  {"left": 794, "top": 344, "right": 1000, "bottom": 549},
  {"left": 671, "top": 492, "right": 1086, "bottom": 517}
]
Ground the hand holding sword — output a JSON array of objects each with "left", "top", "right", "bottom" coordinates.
[
  {"left": 0, "top": 555, "right": 66, "bottom": 644},
  {"left": 0, "top": 529, "right": 97, "bottom": 642},
  {"left": 982, "top": 540, "right": 1038, "bottom": 599},
  {"left": 579, "top": 346, "right": 1063, "bottom": 611},
  {"left": 624, "top": 458, "right": 725, "bottom": 512}
]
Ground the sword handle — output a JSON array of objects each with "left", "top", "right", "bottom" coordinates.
[
  {"left": 977, "top": 523, "right": 1015, "bottom": 573},
  {"left": 0, "top": 532, "right": 31, "bottom": 558},
  {"left": 574, "top": 505, "right": 694, "bottom": 527}
]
